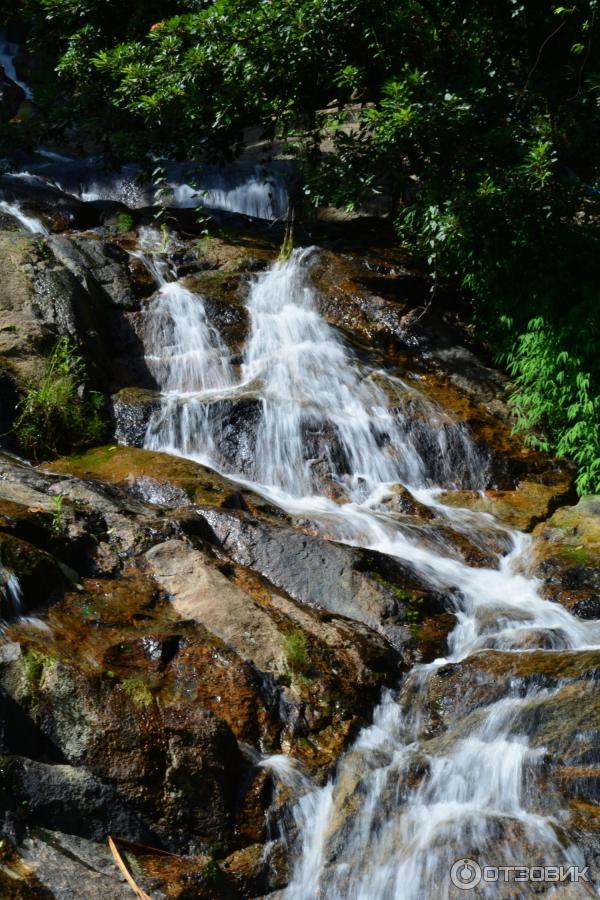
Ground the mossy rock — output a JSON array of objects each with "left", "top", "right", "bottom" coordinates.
[
  {"left": 45, "top": 444, "right": 251, "bottom": 509},
  {"left": 44, "top": 445, "right": 288, "bottom": 530},
  {"left": 439, "top": 477, "right": 576, "bottom": 533},
  {"left": 532, "top": 496, "right": 600, "bottom": 616}
]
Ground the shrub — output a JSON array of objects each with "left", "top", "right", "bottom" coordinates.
[
  {"left": 115, "top": 211, "right": 134, "bottom": 234},
  {"left": 14, "top": 337, "right": 106, "bottom": 460},
  {"left": 504, "top": 318, "right": 600, "bottom": 495}
]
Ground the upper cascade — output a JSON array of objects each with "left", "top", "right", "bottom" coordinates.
[
  {"left": 0, "top": 32, "right": 33, "bottom": 99},
  {"left": 3, "top": 154, "right": 291, "bottom": 221},
  {"left": 143, "top": 246, "right": 488, "bottom": 500}
]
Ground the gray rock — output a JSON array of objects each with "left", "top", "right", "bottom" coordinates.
[
  {"left": 0, "top": 641, "right": 21, "bottom": 663},
  {"left": 1, "top": 756, "right": 156, "bottom": 844},
  {"left": 17, "top": 829, "right": 142, "bottom": 899},
  {"left": 111, "top": 387, "right": 160, "bottom": 447},
  {"left": 196, "top": 506, "right": 447, "bottom": 649},
  {"left": 145, "top": 539, "right": 289, "bottom": 674},
  {"left": 47, "top": 234, "right": 138, "bottom": 310}
]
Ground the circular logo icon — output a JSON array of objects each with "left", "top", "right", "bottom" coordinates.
[{"left": 450, "top": 858, "right": 482, "bottom": 890}]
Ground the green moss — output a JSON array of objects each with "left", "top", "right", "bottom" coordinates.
[
  {"left": 372, "top": 573, "right": 424, "bottom": 623},
  {"left": 561, "top": 544, "right": 593, "bottom": 566},
  {"left": 123, "top": 852, "right": 143, "bottom": 877},
  {"left": 201, "top": 860, "right": 219, "bottom": 884},
  {"left": 282, "top": 629, "right": 310, "bottom": 675},
  {"left": 120, "top": 676, "right": 154, "bottom": 707},
  {"left": 46, "top": 445, "right": 232, "bottom": 507}
]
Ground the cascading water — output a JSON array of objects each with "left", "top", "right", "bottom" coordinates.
[
  {"left": 169, "top": 163, "right": 290, "bottom": 220},
  {"left": 242, "top": 248, "right": 425, "bottom": 495},
  {"left": 139, "top": 245, "right": 599, "bottom": 897},
  {"left": 0, "top": 200, "right": 48, "bottom": 234},
  {"left": 0, "top": 32, "right": 33, "bottom": 99},
  {"left": 139, "top": 230, "right": 234, "bottom": 460},
  {"left": 6, "top": 155, "right": 290, "bottom": 220}
]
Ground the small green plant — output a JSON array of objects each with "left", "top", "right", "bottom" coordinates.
[
  {"left": 34, "top": 238, "right": 51, "bottom": 259},
  {"left": 406, "top": 596, "right": 424, "bottom": 636},
  {"left": 278, "top": 213, "right": 294, "bottom": 261},
  {"left": 14, "top": 337, "right": 106, "bottom": 461},
  {"left": 120, "top": 676, "right": 154, "bottom": 707},
  {"left": 115, "top": 211, "right": 134, "bottom": 234},
  {"left": 152, "top": 165, "right": 171, "bottom": 237},
  {"left": 22, "top": 647, "right": 53, "bottom": 695},
  {"left": 202, "top": 860, "right": 219, "bottom": 884},
  {"left": 160, "top": 221, "right": 169, "bottom": 252},
  {"left": 50, "top": 494, "right": 65, "bottom": 536},
  {"left": 283, "top": 629, "right": 310, "bottom": 675},
  {"left": 195, "top": 209, "right": 212, "bottom": 238}
]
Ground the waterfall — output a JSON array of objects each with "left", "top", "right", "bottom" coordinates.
[
  {"left": 140, "top": 247, "right": 599, "bottom": 897},
  {"left": 0, "top": 200, "right": 48, "bottom": 234},
  {"left": 0, "top": 32, "right": 33, "bottom": 99},
  {"left": 141, "top": 235, "right": 234, "bottom": 460},
  {"left": 169, "top": 163, "right": 289, "bottom": 220},
  {"left": 0, "top": 568, "right": 22, "bottom": 617},
  {"left": 242, "top": 250, "right": 486, "bottom": 497},
  {"left": 8, "top": 155, "right": 290, "bottom": 220},
  {"left": 243, "top": 248, "right": 421, "bottom": 494}
]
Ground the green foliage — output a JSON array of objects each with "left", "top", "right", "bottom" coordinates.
[
  {"left": 50, "top": 494, "right": 65, "bottom": 536},
  {"left": 283, "top": 629, "right": 310, "bottom": 675},
  {"left": 504, "top": 318, "right": 600, "bottom": 494},
  {"left": 14, "top": 337, "right": 106, "bottom": 461},
  {"left": 114, "top": 211, "right": 134, "bottom": 233}
]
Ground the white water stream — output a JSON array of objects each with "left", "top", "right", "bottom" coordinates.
[
  {"left": 136, "top": 245, "right": 600, "bottom": 895},
  {"left": 4, "top": 155, "right": 289, "bottom": 220},
  {"left": 0, "top": 200, "right": 48, "bottom": 234},
  {"left": 0, "top": 32, "right": 33, "bottom": 100}
]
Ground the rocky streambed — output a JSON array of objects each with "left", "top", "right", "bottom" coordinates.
[{"left": 0, "top": 169, "right": 597, "bottom": 899}]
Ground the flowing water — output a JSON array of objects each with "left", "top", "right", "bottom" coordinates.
[
  {"left": 0, "top": 32, "right": 33, "bottom": 99},
  {"left": 3, "top": 154, "right": 290, "bottom": 220},
  {"left": 168, "top": 162, "right": 290, "bottom": 220},
  {"left": 138, "top": 246, "right": 600, "bottom": 897},
  {"left": 0, "top": 200, "right": 48, "bottom": 234}
]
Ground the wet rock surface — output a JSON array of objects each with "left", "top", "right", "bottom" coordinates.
[
  {"left": 0, "top": 205, "right": 596, "bottom": 896},
  {"left": 532, "top": 496, "right": 600, "bottom": 617},
  {"left": 0, "top": 447, "right": 405, "bottom": 896}
]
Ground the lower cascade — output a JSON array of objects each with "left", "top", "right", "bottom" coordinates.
[{"left": 138, "top": 246, "right": 600, "bottom": 898}]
